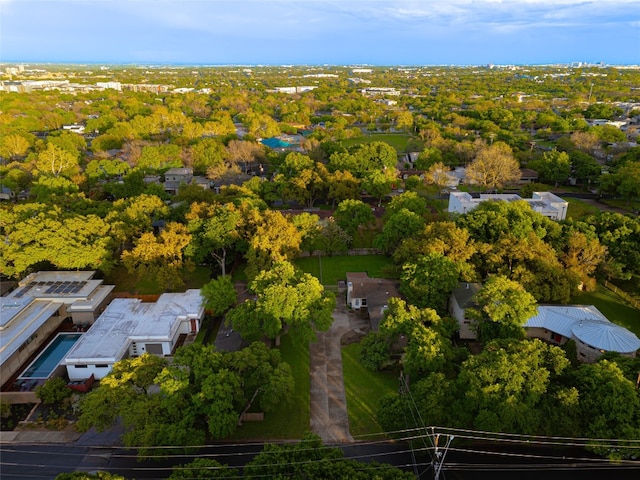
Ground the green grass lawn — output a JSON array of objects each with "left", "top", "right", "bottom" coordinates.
[
  {"left": 230, "top": 335, "right": 310, "bottom": 440},
  {"left": 565, "top": 198, "right": 601, "bottom": 220},
  {"left": 342, "top": 343, "right": 399, "bottom": 440},
  {"left": 294, "top": 254, "right": 395, "bottom": 285},
  {"left": 103, "top": 265, "right": 211, "bottom": 293},
  {"left": 340, "top": 133, "right": 415, "bottom": 152},
  {"left": 571, "top": 285, "right": 640, "bottom": 337}
]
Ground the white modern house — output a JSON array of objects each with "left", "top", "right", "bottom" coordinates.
[
  {"left": 0, "top": 271, "right": 114, "bottom": 386},
  {"left": 448, "top": 191, "right": 568, "bottom": 220},
  {"left": 64, "top": 290, "right": 205, "bottom": 381}
]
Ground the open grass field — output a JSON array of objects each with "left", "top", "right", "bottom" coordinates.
[
  {"left": 294, "top": 254, "right": 395, "bottom": 285},
  {"left": 342, "top": 342, "right": 399, "bottom": 440},
  {"left": 340, "top": 133, "right": 415, "bottom": 152},
  {"left": 230, "top": 335, "right": 310, "bottom": 440},
  {"left": 571, "top": 284, "right": 640, "bottom": 337},
  {"left": 565, "top": 198, "right": 602, "bottom": 220}
]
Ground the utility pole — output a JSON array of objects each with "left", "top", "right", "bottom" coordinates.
[{"left": 432, "top": 427, "right": 454, "bottom": 480}]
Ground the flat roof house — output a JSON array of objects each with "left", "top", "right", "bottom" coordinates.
[
  {"left": 64, "top": 290, "right": 204, "bottom": 381},
  {"left": 448, "top": 191, "right": 568, "bottom": 220},
  {"left": 0, "top": 271, "right": 114, "bottom": 386}
]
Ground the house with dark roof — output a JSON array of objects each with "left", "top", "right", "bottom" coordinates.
[
  {"left": 346, "top": 272, "right": 400, "bottom": 330},
  {"left": 449, "top": 282, "right": 483, "bottom": 340}
]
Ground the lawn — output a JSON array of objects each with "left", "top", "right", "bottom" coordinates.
[
  {"left": 342, "top": 343, "right": 399, "bottom": 440},
  {"left": 230, "top": 334, "right": 310, "bottom": 440},
  {"left": 565, "top": 198, "right": 601, "bottom": 220},
  {"left": 294, "top": 254, "right": 395, "bottom": 285},
  {"left": 103, "top": 265, "right": 211, "bottom": 293},
  {"left": 340, "top": 133, "right": 415, "bottom": 152},
  {"left": 571, "top": 285, "right": 640, "bottom": 337}
]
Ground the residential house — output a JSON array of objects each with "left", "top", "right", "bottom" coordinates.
[
  {"left": 519, "top": 168, "right": 539, "bottom": 184},
  {"left": 449, "top": 282, "right": 483, "bottom": 340},
  {"left": 448, "top": 191, "right": 568, "bottom": 220},
  {"left": 163, "top": 167, "right": 193, "bottom": 195},
  {"left": 346, "top": 272, "right": 400, "bottom": 330},
  {"left": 449, "top": 290, "right": 640, "bottom": 362},
  {"left": 64, "top": 290, "right": 204, "bottom": 381},
  {"left": 524, "top": 305, "right": 640, "bottom": 362},
  {"left": 0, "top": 271, "right": 114, "bottom": 386}
]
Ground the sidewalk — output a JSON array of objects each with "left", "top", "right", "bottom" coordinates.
[{"left": 0, "top": 430, "right": 81, "bottom": 444}]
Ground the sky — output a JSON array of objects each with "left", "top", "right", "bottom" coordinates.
[{"left": 0, "top": 0, "right": 639, "bottom": 66}]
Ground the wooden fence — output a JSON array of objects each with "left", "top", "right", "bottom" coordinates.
[
  {"left": 603, "top": 280, "right": 640, "bottom": 309},
  {"left": 298, "top": 248, "right": 383, "bottom": 258}
]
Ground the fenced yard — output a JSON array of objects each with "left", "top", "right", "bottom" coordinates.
[{"left": 294, "top": 254, "right": 395, "bottom": 286}]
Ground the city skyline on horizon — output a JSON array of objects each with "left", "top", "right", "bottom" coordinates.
[{"left": 1, "top": 0, "right": 639, "bottom": 66}]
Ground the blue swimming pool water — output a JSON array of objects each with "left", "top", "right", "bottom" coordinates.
[{"left": 19, "top": 333, "right": 82, "bottom": 379}]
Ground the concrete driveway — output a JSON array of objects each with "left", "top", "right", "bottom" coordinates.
[{"left": 309, "top": 295, "right": 368, "bottom": 443}]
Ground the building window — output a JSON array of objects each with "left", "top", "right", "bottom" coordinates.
[
  {"left": 75, "top": 365, "right": 88, "bottom": 368},
  {"left": 95, "top": 364, "right": 108, "bottom": 368}
]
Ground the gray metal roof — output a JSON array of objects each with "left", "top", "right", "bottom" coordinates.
[{"left": 525, "top": 305, "right": 640, "bottom": 354}]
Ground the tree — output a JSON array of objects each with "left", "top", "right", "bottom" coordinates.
[
  {"left": 465, "top": 141, "right": 521, "bottom": 191},
  {"left": 226, "top": 140, "right": 263, "bottom": 174},
  {"left": 190, "top": 138, "right": 227, "bottom": 176},
  {"left": 575, "top": 360, "right": 640, "bottom": 459},
  {"left": 570, "top": 151, "right": 601, "bottom": 188},
  {"left": 121, "top": 222, "right": 193, "bottom": 291},
  {"left": 35, "top": 377, "right": 72, "bottom": 405},
  {"left": 0, "top": 132, "right": 31, "bottom": 160},
  {"left": 454, "top": 339, "right": 570, "bottom": 434},
  {"left": 560, "top": 230, "right": 606, "bottom": 291},
  {"left": 246, "top": 210, "right": 302, "bottom": 278},
  {"left": 539, "top": 149, "right": 571, "bottom": 186},
  {"left": 186, "top": 202, "right": 243, "bottom": 276},
  {"left": 169, "top": 458, "right": 238, "bottom": 479},
  {"left": 379, "top": 298, "right": 455, "bottom": 378},
  {"left": 201, "top": 275, "right": 237, "bottom": 317},
  {"left": 0, "top": 204, "right": 113, "bottom": 278},
  {"left": 318, "top": 217, "right": 351, "bottom": 255},
  {"left": 385, "top": 191, "right": 428, "bottom": 217},
  {"left": 78, "top": 343, "right": 295, "bottom": 455},
  {"left": 228, "top": 261, "right": 335, "bottom": 345},
  {"left": 424, "top": 161, "right": 453, "bottom": 191},
  {"left": 393, "top": 221, "right": 477, "bottom": 279},
  {"left": 470, "top": 276, "right": 537, "bottom": 341},
  {"left": 375, "top": 208, "right": 425, "bottom": 254},
  {"left": 244, "top": 432, "right": 414, "bottom": 480},
  {"left": 362, "top": 168, "right": 396, "bottom": 206},
  {"left": 399, "top": 253, "right": 460, "bottom": 313},
  {"left": 333, "top": 199, "right": 375, "bottom": 237},
  {"left": 55, "top": 473, "right": 126, "bottom": 480},
  {"left": 35, "top": 143, "right": 80, "bottom": 178},
  {"left": 225, "top": 341, "right": 294, "bottom": 425},
  {"left": 326, "top": 169, "right": 360, "bottom": 206}
]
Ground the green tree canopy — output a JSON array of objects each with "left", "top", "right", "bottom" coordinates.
[{"left": 470, "top": 275, "right": 538, "bottom": 341}]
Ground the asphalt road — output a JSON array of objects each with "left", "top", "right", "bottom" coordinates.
[{"left": 2, "top": 442, "right": 639, "bottom": 480}]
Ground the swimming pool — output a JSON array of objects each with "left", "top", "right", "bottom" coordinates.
[{"left": 19, "top": 333, "right": 82, "bottom": 379}]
